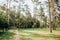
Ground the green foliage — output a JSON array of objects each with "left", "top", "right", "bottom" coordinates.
[
  {"left": 17, "top": 17, "right": 40, "bottom": 28},
  {"left": 0, "top": 11, "right": 8, "bottom": 29},
  {"left": 0, "top": 8, "right": 40, "bottom": 29},
  {"left": 57, "top": 13, "right": 60, "bottom": 27}
]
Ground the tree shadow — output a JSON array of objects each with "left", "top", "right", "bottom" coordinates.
[{"left": 0, "top": 31, "right": 15, "bottom": 40}]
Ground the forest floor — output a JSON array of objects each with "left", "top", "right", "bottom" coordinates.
[{"left": 0, "top": 28, "right": 60, "bottom": 40}]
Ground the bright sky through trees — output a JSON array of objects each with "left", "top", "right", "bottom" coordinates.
[{"left": 0, "top": 0, "right": 48, "bottom": 16}]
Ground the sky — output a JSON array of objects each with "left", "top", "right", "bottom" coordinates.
[{"left": 0, "top": 0, "right": 48, "bottom": 17}]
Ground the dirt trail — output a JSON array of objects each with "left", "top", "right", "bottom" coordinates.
[{"left": 13, "top": 30, "right": 20, "bottom": 40}]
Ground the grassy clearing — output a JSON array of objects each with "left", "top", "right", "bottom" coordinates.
[
  {"left": 0, "top": 28, "right": 60, "bottom": 40},
  {"left": 19, "top": 28, "right": 60, "bottom": 40}
]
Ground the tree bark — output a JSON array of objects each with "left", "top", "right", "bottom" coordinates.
[
  {"left": 48, "top": 0, "right": 52, "bottom": 33},
  {"left": 51, "top": 0, "right": 56, "bottom": 30}
]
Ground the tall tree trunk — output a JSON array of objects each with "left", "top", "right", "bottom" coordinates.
[
  {"left": 18, "top": 0, "right": 21, "bottom": 27},
  {"left": 6, "top": 0, "right": 9, "bottom": 27},
  {"left": 48, "top": 0, "right": 52, "bottom": 33},
  {"left": 51, "top": 0, "right": 56, "bottom": 30}
]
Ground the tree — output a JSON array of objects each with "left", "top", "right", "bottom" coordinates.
[
  {"left": 48, "top": 0, "right": 52, "bottom": 33},
  {"left": 51, "top": 0, "right": 56, "bottom": 30},
  {"left": 6, "top": 0, "right": 10, "bottom": 27},
  {"left": 0, "top": 10, "right": 8, "bottom": 32}
]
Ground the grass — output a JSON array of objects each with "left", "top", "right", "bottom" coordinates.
[
  {"left": 19, "top": 28, "right": 60, "bottom": 40},
  {"left": 0, "top": 31, "right": 15, "bottom": 40},
  {"left": 0, "top": 28, "right": 60, "bottom": 40}
]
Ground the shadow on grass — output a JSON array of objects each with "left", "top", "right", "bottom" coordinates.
[{"left": 0, "top": 31, "right": 15, "bottom": 40}]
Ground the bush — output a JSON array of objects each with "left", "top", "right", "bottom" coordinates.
[{"left": 17, "top": 17, "right": 40, "bottom": 28}]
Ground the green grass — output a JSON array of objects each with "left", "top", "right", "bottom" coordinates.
[
  {"left": 19, "top": 28, "right": 60, "bottom": 40},
  {"left": 0, "top": 28, "right": 60, "bottom": 40},
  {"left": 0, "top": 31, "right": 15, "bottom": 40}
]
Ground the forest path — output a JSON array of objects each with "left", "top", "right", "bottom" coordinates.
[{"left": 13, "top": 29, "right": 20, "bottom": 40}]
